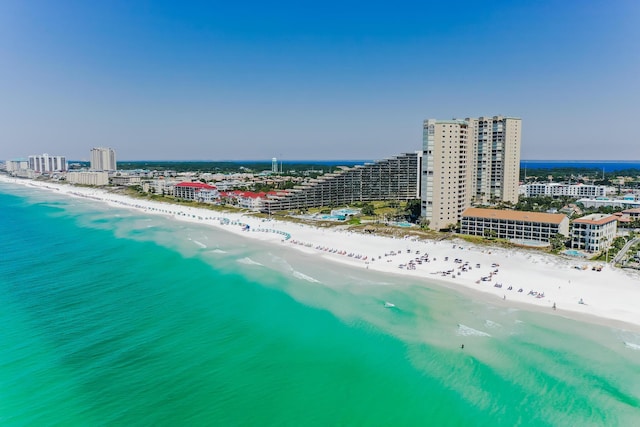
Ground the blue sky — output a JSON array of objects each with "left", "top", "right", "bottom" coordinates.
[{"left": 1, "top": 0, "right": 638, "bottom": 161}]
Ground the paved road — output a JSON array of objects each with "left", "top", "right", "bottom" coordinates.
[{"left": 612, "top": 237, "right": 640, "bottom": 264}]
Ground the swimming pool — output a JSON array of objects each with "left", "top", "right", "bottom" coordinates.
[
  {"left": 330, "top": 208, "right": 361, "bottom": 216},
  {"left": 564, "top": 249, "right": 586, "bottom": 257},
  {"left": 395, "top": 222, "right": 414, "bottom": 227},
  {"left": 320, "top": 214, "right": 346, "bottom": 221}
]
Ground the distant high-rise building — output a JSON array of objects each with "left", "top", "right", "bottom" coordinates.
[
  {"left": 90, "top": 147, "right": 117, "bottom": 171},
  {"left": 272, "top": 157, "right": 278, "bottom": 173},
  {"left": 28, "top": 154, "right": 67, "bottom": 173},
  {"left": 421, "top": 116, "right": 521, "bottom": 230},
  {"left": 5, "top": 159, "right": 29, "bottom": 173}
]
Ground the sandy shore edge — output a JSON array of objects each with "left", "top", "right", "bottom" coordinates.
[{"left": 3, "top": 175, "right": 639, "bottom": 332}]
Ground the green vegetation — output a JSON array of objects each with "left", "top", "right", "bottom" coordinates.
[
  {"left": 360, "top": 202, "right": 375, "bottom": 216},
  {"left": 592, "top": 236, "right": 628, "bottom": 262},
  {"left": 119, "top": 187, "right": 239, "bottom": 213},
  {"left": 75, "top": 160, "right": 363, "bottom": 175},
  {"left": 622, "top": 241, "right": 640, "bottom": 269},
  {"left": 252, "top": 181, "right": 296, "bottom": 192},
  {"left": 549, "top": 234, "right": 568, "bottom": 253},
  {"left": 514, "top": 196, "right": 576, "bottom": 213}
]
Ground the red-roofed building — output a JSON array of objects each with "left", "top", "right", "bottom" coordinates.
[
  {"left": 221, "top": 190, "right": 279, "bottom": 211},
  {"left": 174, "top": 182, "right": 220, "bottom": 203},
  {"left": 622, "top": 207, "right": 640, "bottom": 219}
]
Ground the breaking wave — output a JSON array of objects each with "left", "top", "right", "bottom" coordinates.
[
  {"left": 292, "top": 271, "right": 321, "bottom": 283},
  {"left": 237, "top": 257, "right": 263, "bottom": 267},
  {"left": 457, "top": 324, "right": 491, "bottom": 337},
  {"left": 192, "top": 240, "right": 207, "bottom": 248}
]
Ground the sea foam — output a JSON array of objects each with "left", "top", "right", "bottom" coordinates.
[
  {"left": 484, "top": 320, "right": 502, "bottom": 329},
  {"left": 457, "top": 324, "right": 491, "bottom": 337},
  {"left": 192, "top": 240, "right": 207, "bottom": 248},
  {"left": 624, "top": 341, "right": 640, "bottom": 351},
  {"left": 237, "top": 257, "right": 264, "bottom": 267},
  {"left": 292, "top": 271, "right": 321, "bottom": 283}
]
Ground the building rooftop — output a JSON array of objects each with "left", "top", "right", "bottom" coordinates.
[
  {"left": 462, "top": 208, "right": 567, "bottom": 224},
  {"left": 572, "top": 214, "right": 618, "bottom": 225},
  {"left": 424, "top": 119, "right": 468, "bottom": 125},
  {"left": 175, "top": 182, "right": 217, "bottom": 189}
]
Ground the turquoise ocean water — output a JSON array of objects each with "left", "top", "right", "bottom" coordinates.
[{"left": 1, "top": 182, "right": 640, "bottom": 426}]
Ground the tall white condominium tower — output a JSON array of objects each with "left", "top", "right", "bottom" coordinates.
[
  {"left": 421, "top": 116, "right": 521, "bottom": 231},
  {"left": 90, "top": 147, "right": 117, "bottom": 171},
  {"left": 272, "top": 157, "right": 278, "bottom": 173},
  {"left": 28, "top": 154, "right": 67, "bottom": 173}
]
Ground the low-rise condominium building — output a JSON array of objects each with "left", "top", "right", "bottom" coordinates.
[
  {"left": 174, "top": 182, "right": 220, "bottom": 203},
  {"left": 570, "top": 214, "right": 618, "bottom": 253},
  {"left": 111, "top": 175, "right": 142, "bottom": 186},
  {"left": 222, "top": 190, "right": 279, "bottom": 211},
  {"left": 460, "top": 207, "right": 569, "bottom": 244},
  {"left": 622, "top": 207, "right": 640, "bottom": 219},
  {"left": 66, "top": 171, "right": 109, "bottom": 186},
  {"left": 519, "top": 183, "right": 610, "bottom": 198},
  {"left": 576, "top": 198, "right": 640, "bottom": 209}
]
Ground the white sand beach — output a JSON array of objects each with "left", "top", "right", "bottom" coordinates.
[{"left": 4, "top": 175, "right": 640, "bottom": 330}]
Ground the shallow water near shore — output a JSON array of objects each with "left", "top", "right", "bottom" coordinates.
[{"left": 1, "top": 182, "right": 640, "bottom": 426}]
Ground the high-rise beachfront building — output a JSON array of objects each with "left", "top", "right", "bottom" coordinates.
[
  {"left": 468, "top": 116, "right": 521, "bottom": 205},
  {"left": 28, "top": 154, "right": 68, "bottom": 173},
  {"left": 5, "top": 159, "right": 29, "bottom": 173},
  {"left": 421, "top": 116, "right": 521, "bottom": 230},
  {"left": 261, "top": 152, "right": 422, "bottom": 212},
  {"left": 90, "top": 147, "right": 117, "bottom": 171}
]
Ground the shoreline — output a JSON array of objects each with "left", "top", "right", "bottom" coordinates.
[{"left": 3, "top": 175, "right": 640, "bottom": 332}]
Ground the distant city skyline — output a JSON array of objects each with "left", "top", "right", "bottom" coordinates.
[{"left": 1, "top": 1, "right": 638, "bottom": 161}]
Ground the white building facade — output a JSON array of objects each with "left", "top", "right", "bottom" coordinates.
[
  {"left": 520, "top": 183, "right": 610, "bottom": 198},
  {"left": 111, "top": 175, "right": 141, "bottom": 186},
  {"left": 28, "top": 154, "right": 67, "bottom": 173},
  {"left": 460, "top": 207, "right": 569, "bottom": 244},
  {"left": 67, "top": 171, "right": 109, "bottom": 186},
  {"left": 570, "top": 214, "right": 618, "bottom": 253},
  {"left": 146, "top": 178, "right": 178, "bottom": 195},
  {"left": 577, "top": 198, "right": 640, "bottom": 209},
  {"left": 174, "top": 182, "right": 220, "bottom": 203},
  {"left": 90, "top": 147, "right": 117, "bottom": 171},
  {"left": 5, "top": 159, "right": 29, "bottom": 173}
]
